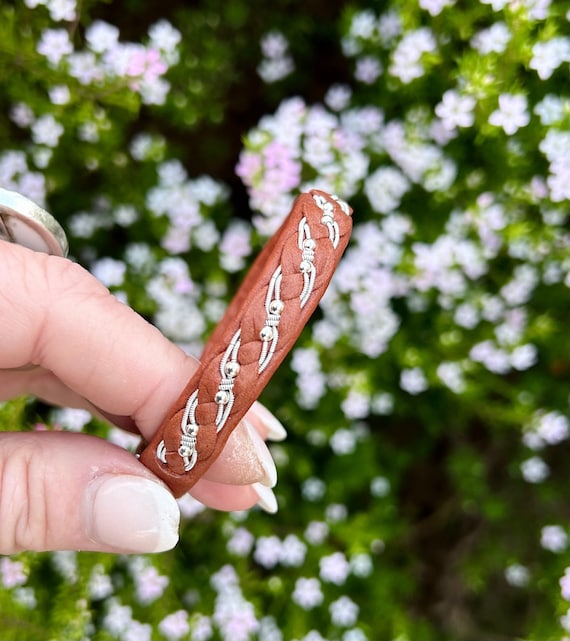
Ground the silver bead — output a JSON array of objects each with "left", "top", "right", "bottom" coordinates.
[
  {"left": 185, "top": 423, "right": 198, "bottom": 436},
  {"left": 300, "top": 260, "right": 313, "bottom": 273},
  {"left": 303, "top": 238, "right": 316, "bottom": 251},
  {"left": 215, "top": 390, "right": 230, "bottom": 405},
  {"left": 260, "top": 326, "right": 274, "bottom": 341},
  {"left": 178, "top": 444, "right": 193, "bottom": 457},
  {"left": 269, "top": 299, "right": 284, "bottom": 316},
  {"left": 224, "top": 361, "right": 241, "bottom": 378}
]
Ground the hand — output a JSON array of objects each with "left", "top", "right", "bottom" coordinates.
[{"left": 0, "top": 240, "right": 286, "bottom": 554}]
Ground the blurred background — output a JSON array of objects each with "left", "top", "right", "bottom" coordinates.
[{"left": 1, "top": 0, "right": 570, "bottom": 639}]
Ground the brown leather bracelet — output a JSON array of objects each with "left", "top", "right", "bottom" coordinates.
[{"left": 138, "top": 190, "right": 353, "bottom": 497}]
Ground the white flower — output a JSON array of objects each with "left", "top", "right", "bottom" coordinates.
[
  {"left": 158, "top": 610, "right": 190, "bottom": 641},
  {"left": 389, "top": 27, "right": 437, "bottom": 83},
  {"left": 67, "top": 51, "right": 101, "bottom": 84},
  {"left": 354, "top": 56, "right": 382, "bottom": 84},
  {"left": 510, "top": 344, "right": 538, "bottom": 371},
  {"left": 454, "top": 302, "right": 479, "bottom": 329},
  {"left": 435, "top": 90, "right": 476, "bottom": 130},
  {"left": 85, "top": 20, "right": 120, "bottom": 53},
  {"left": 292, "top": 578, "right": 324, "bottom": 609},
  {"left": 541, "top": 525, "right": 568, "bottom": 552},
  {"left": 341, "top": 390, "right": 370, "bottom": 420},
  {"left": 190, "top": 615, "right": 213, "bottom": 641},
  {"left": 139, "top": 77, "right": 171, "bottom": 106},
  {"left": 378, "top": 11, "right": 402, "bottom": 46},
  {"left": 47, "top": 0, "right": 76, "bottom": 21},
  {"left": 350, "top": 553, "right": 373, "bottom": 578},
  {"left": 10, "top": 103, "right": 34, "bottom": 128},
  {"left": 330, "top": 428, "right": 358, "bottom": 455},
  {"left": 504, "top": 564, "right": 529, "bottom": 587},
  {"left": 87, "top": 565, "right": 113, "bottom": 600},
  {"left": 371, "top": 392, "right": 394, "bottom": 415},
  {"left": 258, "top": 57, "right": 294, "bottom": 83},
  {"left": 123, "top": 622, "right": 152, "bottom": 641},
  {"left": 134, "top": 565, "right": 169, "bottom": 605},
  {"left": 91, "top": 257, "right": 127, "bottom": 287},
  {"left": 488, "top": 94, "right": 530, "bottom": 135},
  {"left": 148, "top": 20, "right": 182, "bottom": 52},
  {"left": 227, "top": 527, "right": 254, "bottom": 557},
  {"left": 102, "top": 599, "right": 133, "bottom": 636},
  {"left": 280, "top": 535, "right": 307, "bottom": 567},
  {"left": 470, "top": 22, "right": 511, "bottom": 54},
  {"left": 325, "top": 84, "right": 352, "bottom": 111},
  {"left": 470, "top": 340, "right": 511, "bottom": 374},
  {"left": 400, "top": 367, "right": 428, "bottom": 395},
  {"left": 37, "top": 28, "right": 73, "bottom": 65},
  {"left": 31, "top": 114, "right": 64, "bottom": 147},
  {"left": 437, "top": 362, "right": 466, "bottom": 393},
  {"left": 51, "top": 407, "right": 92, "bottom": 431},
  {"left": 261, "top": 31, "right": 289, "bottom": 58},
  {"left": 480, "top": 0, "right": 508, "bottom": 10},
  {"left": 253, "top": 536, "right": 282, "bottom": 569},
  {"left": 529, "top": 37, "right": 570, "bottom": 79},
  {"left": 370, "top": 476, "right": 390, "bottom": 497},
  {"left": 304, "top": 521, "right": 329, "bottom": 545},
  {"left": 364, "top": 166, "right": 410, "bottom": 213},
  {"left": 49, "top": 85, "right": 70, "bottom": 105},
  {"left": 330, "top": 595, "right": 359, "bottom": 627},
  {"left": 419, "top": 0, "right": 455, "bottom": 16},
  {"left": 343, "top": 629, "right": 368, "bottom": 641},
  {"left": 349, "top": 10, "right": 377, "bottom": 39},
  {"left": 524, "top": 0, "right": 551, "bottom": 20},
  {"left": 539, "top": 129, "right": 570, "bottom": 163},
  {"left": 326, "top": 503, "right": 348, "bottom": 522},
  {"left": 520, "top": 456, "right": 549, "bottom": 483},
  {"left": 535, "top": 411, "right": 570, "bottom": 445},
  {"left": 320, "top": 552, "right": 350, "bottom": 585},
  {"left": 534, "top": 94, "right": 567, "bottom": 125}
]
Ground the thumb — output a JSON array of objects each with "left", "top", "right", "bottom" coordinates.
[{"left": 0, "top": 431, "right": 180, "bottom": 555}]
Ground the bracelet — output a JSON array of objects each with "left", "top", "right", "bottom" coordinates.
[{"left": 138, "top": 190, "right": 353, "bottom": 497}]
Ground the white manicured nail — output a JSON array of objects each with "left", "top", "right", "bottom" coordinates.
[
  {"left": 87, "top": 475, "right": 180, "bottom": 553},
  {"left": 252, "top": 401, "right": 287, "bottom": 441},
  {"left": 252, "top": 483, "right": 278, "bottom": 513},
  {"left": 245, "top": 420, "right": 277, "bottom": 487}
]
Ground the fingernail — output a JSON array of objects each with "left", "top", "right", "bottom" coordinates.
[
  {"left": 243, "top": 419, "right": 277, "bottom": 487},
  {"left": 252, "top": 401, "right": 287, "bottom": 441},
  {"left": 252, "top": 483, "right": 278, "bottom": 514},
  {"left": 205, "top": 420, "right": 277, "bottom": 486},
  {"left": 86, "top": 475, "right": 180, "bottom": 553}
]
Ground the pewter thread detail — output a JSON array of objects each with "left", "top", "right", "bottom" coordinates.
[
  {"left": 259, "top": 266, "right": 283, "bottom": 373},
  {"left": 298, "top": 217, "right": 316, "bottom": 308},
  {"left": 215, "top": 329, "right": 242, "bottom": 432},
  {"left": 313, "top": 193, "right": 340, "bottom": 249}
]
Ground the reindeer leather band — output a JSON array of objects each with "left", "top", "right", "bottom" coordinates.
[{"left": 138, "top": 190, "right": 353, "bottom": 497}]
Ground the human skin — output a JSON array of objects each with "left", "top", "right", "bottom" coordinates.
[{"left": 0, "top": 240, "right": 284, "bottom": 554}]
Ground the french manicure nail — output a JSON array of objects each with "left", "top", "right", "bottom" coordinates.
[
  {"left": 252, "top": 482, "right": 278, "bottom": 514},
  {"left": 244, "top": 419, "right": 277, "bottom": 488},
  {"left": 86, "top": 475, "right": 180, "bottom": 553},
  {"left": 252, "top": 401, "right": 287, "bottom": 441}
]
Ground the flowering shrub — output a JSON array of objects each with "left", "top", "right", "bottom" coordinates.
[{"left": 1, "top": 0, "right": 570, "bottom": 639}]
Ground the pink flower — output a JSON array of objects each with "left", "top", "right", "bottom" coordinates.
[
  {"left": 0, "top": 558, "right": 27, "bottom": 588},
  {"left": 127, "top": 48, "right": 167, "bottom": 81}
]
